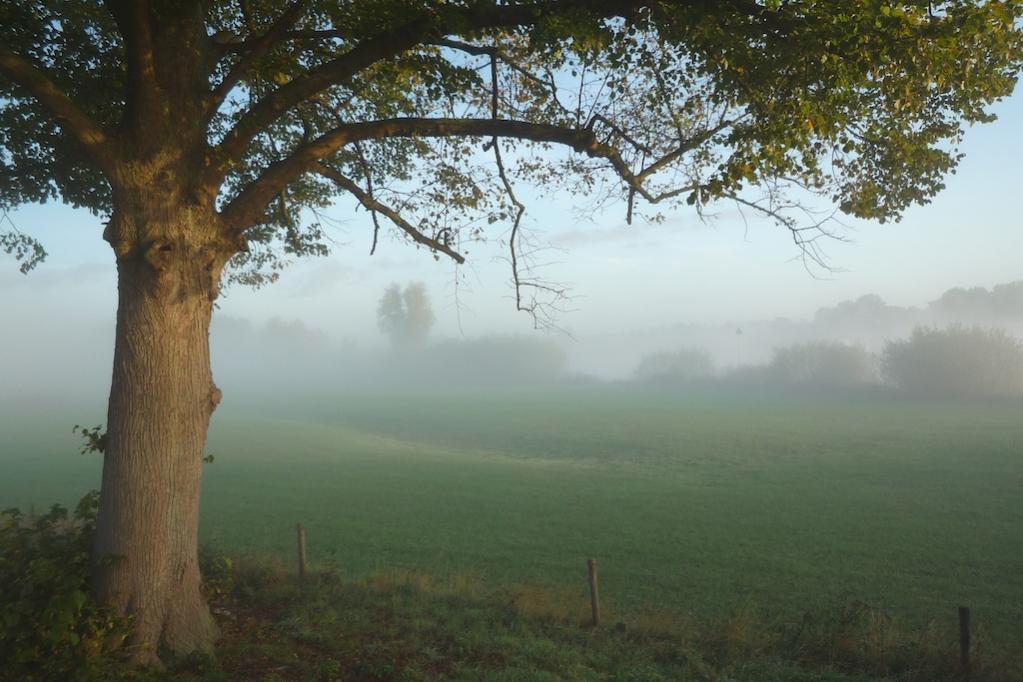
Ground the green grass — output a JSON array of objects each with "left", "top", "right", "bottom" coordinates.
[
  {"left": 2, "top": 388, "right": 1021, "bottom": 678},
  {"left": 162, "top": 557, "right": 994, "bottom": 682},
  {"left": 22, "top": 556, "right": 977, "bottom": 682}
]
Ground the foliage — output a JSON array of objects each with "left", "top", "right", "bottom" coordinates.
[
  {"left": 0, "top": 492, "right": 130, "bottom": 681},
  {"left": 197, "top": 548, "right": 235, "bottom": 604},
  {"left": 1, "top": 2, "right": 1021, "bottom": 293},
  {"left": 881, "top": 324, "right": 1023, "bottom": 397},
  {"left": 633, "top": 347, "right": 715, "bottom": 383},
  {"left": 767, "top": 340, "right": 879, "bottom": 388},
  {"left": 72, "top": 424, "right": 107, "bottom": 456},
  {"left": 377, "top": 281, "right": 436, "bottom": 348},
  {"left": 0, "top": 214, "right": 46, "bottom": 274}
]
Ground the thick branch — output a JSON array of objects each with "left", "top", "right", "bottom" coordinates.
[
  {"left": 213, "top": 28, "right": 348, "bottom": 50},
  {"left": 205, "top": 0, "right": 656, "bottom": 192},
  {"left": 103, "top": 0, "right": 160, "bottom": 132},
  {"left": 205, "top": 16, "right": 436, "bottom": 189},
  {"left": 0, "top": 49, "right": 117, "bottom": 173},
  {"left": 312, "top": 163, "right": 465, "bottom": 264},
  {"left": 221, "top": 117, "right": 700, "bottom": 231}
]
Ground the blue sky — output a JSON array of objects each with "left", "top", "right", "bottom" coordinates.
[{"left": 3, "top": 90, "right": 1022, "bottom": 345}]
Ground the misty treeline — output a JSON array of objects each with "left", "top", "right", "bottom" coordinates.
[
  {"left": 205, "top": 281, "right": 570, "bottom": 401},
  {"left": 210, "top": 279, "right": 1023, "bottom": 401},
  {"left": 210, "top": 319, "right": 569, "bottom": 395},
  {"left": 577, "top": 280, "right": 1023, "bottom": 379},
  {"left": 620, "top": 278, "right": 1023, "bottom": 400},
  {"left": 633, "top": 326, "right": 1023, "bottom": 398},
  {"left": 6, "top": 280, "right": 1023, "bottom": 409}
]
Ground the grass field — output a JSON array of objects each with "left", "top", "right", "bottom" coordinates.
[{"left": 2, "top": 388, "right": 1021, "bottom": 676}]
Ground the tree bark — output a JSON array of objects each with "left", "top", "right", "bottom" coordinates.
[{"left": 92, "top": 196, "right": 229, "bottom": 663}]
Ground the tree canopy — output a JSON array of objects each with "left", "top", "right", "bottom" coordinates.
[{"left": 3, "top": 1, "right": 1021, "bottom": 322}]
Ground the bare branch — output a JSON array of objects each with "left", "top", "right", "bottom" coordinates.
[
  {"left": 487, "top": 55, "right": 528, "bottom": 317},
  {"left": 485, "top": 50, "right": 566, "bottom": 327},
  {"left": 721, "top": 189, "right": 849, "bottom": 273},
  {"left": 0, "top": 48, "right": 117, "bottom": 174},
  {"left": 635, "top": 116, "right": 736, "bottom": 181},
  {"left": 350, "top": 142, "right": 382, "bottom": 256},
  {"left": 313, "top": 162, "right": 465, "bottom": 264},
  {"left": 434, "top": 38, "right": 565, "bottom": 109}
]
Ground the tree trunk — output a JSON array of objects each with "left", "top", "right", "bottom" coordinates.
[{"left": 92, "top": 197, "right": 229, "bottom": 663}]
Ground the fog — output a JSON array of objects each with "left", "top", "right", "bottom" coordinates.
[
  {"left": 3, "top": 274, "right": 1021, "bottom": 412},
  {"left": 572, "top": 280, "right": 1023, "bottom": 379}
]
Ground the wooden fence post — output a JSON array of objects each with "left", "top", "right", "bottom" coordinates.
[
  {"left": 959, "top": 606, "right": 971, "bottom": 675},
  {"left": 296, "top": 523, "right": 307, "bottom": 580},
  {"left": 587, "top": 558, "right": 600, "bottom": 628}
]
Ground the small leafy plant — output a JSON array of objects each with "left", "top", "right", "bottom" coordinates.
[
  {"left": 71, "top": 424, "right": 106, "bottom": 455},
  {"left": 198, "top": 549, "right": 234, "bottom": 604},
  {"left": 0, "top": 492, "right": 130, "bottom": 681}
]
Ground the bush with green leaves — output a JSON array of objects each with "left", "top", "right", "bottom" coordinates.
[
  {"left": 881, "top": 325, "right": 1023, "bottom": 398},
  {"left": 0, "top": 492, "right": 130, "bottom": 681}
]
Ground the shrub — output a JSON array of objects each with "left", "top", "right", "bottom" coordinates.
[
  {"left": 197, "top": 547, "right": 235, "bottom": 604},
  {"left": 0, "top": 492, "right": 130, "bottom": 681},
  {"left": 881, "top": 325, "right": 1023, "bottom": 398},
  {"left": 767, "top": 341, "right": 879, "bottom": 389},
  {"left": 633, "top": 348, "right": 715, "bottom": 383}
]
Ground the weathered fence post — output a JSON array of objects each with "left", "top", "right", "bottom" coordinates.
[
  {"left": 296, "top": 523, "right": 307, "bottom": 580},
  {"left": 587, "top": 558, "right": 600, "bottom": 628},
  {"left": 959, "top": 606, "right": 971, "bottom": 675}
]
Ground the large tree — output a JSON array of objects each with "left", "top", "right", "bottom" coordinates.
[{"left": 2, "top": 0, "right": 1020, "bottom": 663}]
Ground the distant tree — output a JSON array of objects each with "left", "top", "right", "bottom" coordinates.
[
  {"left": 634, "top": 348, "right": 715, "bottom": 383},
  {"left": 812, "top": 294, "right": 913, "bottom": 337},
  {"left": 928, "top": 281, "right": 1023, "bottom": 323},
  {"left": 881, "top": 325, "right": 1023, "bottom": 398},
  {"left": 990, "top": 282, "right": 1023, "bottom": 319},
  {"left": 377, "top": 284, "right": 405, "bottom": 344},
  {"left": 768, "top": 341, "right": 879, "bottom": 389},
  {"left": 378, "top": 282, "right": 435, "bottom": 349}
]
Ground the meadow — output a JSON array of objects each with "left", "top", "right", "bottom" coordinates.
[{"left": 1, "top": 387, "right": 1021, "bottom": 676}]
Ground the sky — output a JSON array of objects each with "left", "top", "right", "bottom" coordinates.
[{"left": 2, "top": 89, "right": 1022, "bottom": 356}]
